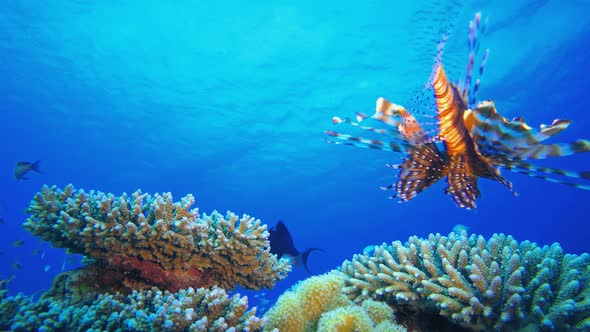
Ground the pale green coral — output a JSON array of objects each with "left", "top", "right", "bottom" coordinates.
[
  {"left": 24, "top": 185, "right": 290, "bottom": 291},
  {"left": 340, "top": 232, "right": 590, "bottom": 331}
]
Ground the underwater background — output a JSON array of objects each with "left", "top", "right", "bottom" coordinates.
[{"left": 1, "top": 0, "right": 589, "bottom": 311}]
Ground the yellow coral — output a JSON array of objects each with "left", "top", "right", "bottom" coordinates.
[
  {"left": 317, "top": 306, "right": 373, "bottom": 332},
  {"left": 373, "top": 320, "right": 408, "bottom": 332},
  {"left": 263, "top": 292, "right": 307, "bottom": 332},
  {"left": 299, "top": 273, "right": 348, "bottom": 319},
  {"left": 264, "top": 272, "right": 352, "bottom": 332},
  {"left": 361, "top": 299, "right": 395, "bottom": 325},
  {"left": 264, "top": 272, "right": 408, "bottom": 332}
]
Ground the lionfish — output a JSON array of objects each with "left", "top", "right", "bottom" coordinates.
[{"left": 326, "top": 12, "right": 590, "bottom": 209}]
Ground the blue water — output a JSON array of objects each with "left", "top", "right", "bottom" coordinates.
[{"left": 1, "top": 0, "right": 589, "bottom": 307}]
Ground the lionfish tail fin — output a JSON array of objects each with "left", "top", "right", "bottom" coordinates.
[
  {"left": 392, "top": 143, "right": 448, "bottom": 202},
  {"left": 445, "top": 154, "right": 480, "bottom": 209}
]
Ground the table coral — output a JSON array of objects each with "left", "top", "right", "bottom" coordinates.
[
  {"left": 24, "top": 184, "right": 291, "bottom": 292},
  {"left": 340, "top": 231, "right": 590, "bottom": 331}
]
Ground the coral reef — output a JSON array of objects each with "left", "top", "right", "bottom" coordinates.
[
  {"left": 340, "top": 231, "right": 590, "bottom": 331},
  {"left": 263, "top": 272, "right": 405, "bottom": 332},
  {"left": 0, "top": 279, "right": 29, "bottom": 331},
  {"left": 1, "top": 276, "right": 264, "bottom": 331},
  {"left": 24, "top": 185, "right": 290, "bottom": 292}
]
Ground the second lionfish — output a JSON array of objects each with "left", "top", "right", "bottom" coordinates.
[{"left": 326, "top": 12, "right": 590, "bottom": 209}]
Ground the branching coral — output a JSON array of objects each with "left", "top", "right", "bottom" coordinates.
[
  {"left": 24, "top": 185, "right": 291, "bottom": 291},
  {"left": 4, "top": 282, "right": 264, "bottom": 332},
  {"left": 340, "top": 231, "right": 590, "bottom": 331}
]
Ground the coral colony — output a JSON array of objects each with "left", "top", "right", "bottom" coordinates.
[{"left": 1, "top": 185, "right": 589, "bottom": 331}]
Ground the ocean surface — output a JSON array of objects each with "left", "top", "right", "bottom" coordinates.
[{"left": 1, "top": 0, "right": 589, "bottom": 309}]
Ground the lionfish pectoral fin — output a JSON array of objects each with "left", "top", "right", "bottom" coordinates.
[
  {"left": 373, "top": 97, "right": 404, "bottom": 127},
  {"left": 445, "top": 155, "right": 480, "bottom": 209},
  {"left": 512, "top": 139, "right": 590, "bottom": 160},
  {"left": 499, "top": 160, "right": 590, "bottom": 191},
  {"left": 469, "top": 102, "right": 578, "bottom": 155},
  {"left": 474, "top": 157, "right": 516, "bottom": 196},
  {"left": 393, "top": 143, "right": 448, "bottom": 202},
  {"left": 324, "top": 130, "right": 406, "bottom": 152}
]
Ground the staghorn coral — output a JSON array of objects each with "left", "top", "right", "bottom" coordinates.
[
  {"left": 263, "top": 272, "right": 405, "bottom": 332},
  {"left": 4, "top": 282, "right": 264, "bottom": 332},
  {"left": 340, "top": 231, "right": 590, "bottom": 331},
  {"left": 24, "top": 185, "right": 290, "bottom": 291}
]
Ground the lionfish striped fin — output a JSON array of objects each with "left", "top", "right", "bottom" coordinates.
[
  {"left": 330, "top": 113, "right": 415, "bottom": 149},
  {"left": 467, "top": 101, "right": 572, "bottom": 149},
  {"left": 462, "top": 12, "right": 488, "bottom": 108},
  {"left": 390, "top": 143, "right": 448, "bottom": 202},
  {"left": 445, "top": 154, "right": 480, "bottom": 209},
  {"left": 324, "top": 131, "right": 406, "bottom": 152},
  {"left": 499, "top": 161, "right": 590, "bottom": 191},
  {"left": 332, "top": 116, "right": 396, "bottom": 137},
  {"left": 509, "top": 139, "right": 590, "bottom": 160},
  {"left": 373, "top": 97, "right": 404, "bottom": 127},
  {"left": 500, "top": 160, "right": 590, "bottom": 181},
  {"left": 373, "top": 97, "right": 437, "bottom": 144}
]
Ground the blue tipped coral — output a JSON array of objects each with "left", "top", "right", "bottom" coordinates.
[
  {"left": 1, "top": 284, "right": 264, "bottom": 331},
  {"left": 340, "top": 231, "right": 590, "bottom": 331}
]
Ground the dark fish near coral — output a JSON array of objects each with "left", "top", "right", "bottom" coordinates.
[
  {"left": 13, "top": 239, "right": 24, "bottom": 247},
  {"left": 269, "top": 220, "right": 323, "bottom": 274},
  {"left": 14, "top": 160, "right": 41, "bottom": 180}
]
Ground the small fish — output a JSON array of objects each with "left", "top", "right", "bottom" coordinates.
[
  {"left": 13, "top": 239, "right": 24, "bottom": 247},
  {"left": 452, "top": 224, "right": 470, "bottom": 235},
  {"left": 44, "top": 265, "right": 51, "bottom": 272},
  {"left": 32, "top": 249, "right": 42, "bottom": 255},
  {"left": 269, "top": 220, "right": 323, "bottom": 275},
  {"left": 0, "top": 217, "right": 4, "bottom": 224},
  {"left": 11, "top": 261, "right": 22, "bottom": 270},
  {"left": 363, "top": 245, "right": 376, "bottom": 255},
  {"left": 0, "top": 276, "right": 14, "bottom": 289},
  {"left": 14, "top": 160, "right": 41, "bottom": 180}
]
